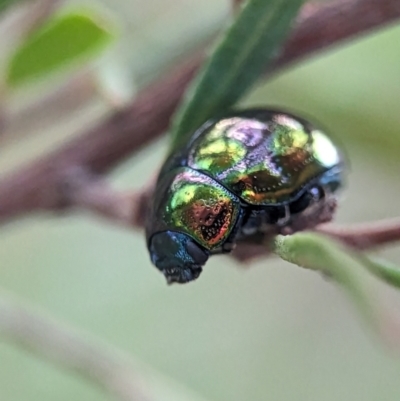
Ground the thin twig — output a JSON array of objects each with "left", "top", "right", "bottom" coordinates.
[
  {"left": 0, "top": 294, "right": 153, "bottom": 401},
  {"left": 0, "top": 0, "right": 399, "bottom": 231},
  {"left": 272, "top": 0, "right": 400, "bottom": 69},
  {"left": 232, "top": 219, "right": 400, "bottom": 262},
  {"left": 64, "top": 180, "right": 400, "bottom": 257},
  {"left": 67, "top": 170, "right": 151, "bottom": 228},
  {"left": 317, "top": 219, "right": 400, "bottom": 250}
]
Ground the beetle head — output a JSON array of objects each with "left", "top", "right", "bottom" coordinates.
[{"left": 149, "top": 231, "right": 209, "bottom": 284}]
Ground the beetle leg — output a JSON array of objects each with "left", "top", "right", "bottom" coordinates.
[{"left": 276, "top": 205, "right": 290, "bottom": 226}]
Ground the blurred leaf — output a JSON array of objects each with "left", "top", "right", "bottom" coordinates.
[
  {"left": 6, "top": 11, "right": 114, "bottom": 87},
  {"left": 274, "top": 233, "right": 382, "bottom": 330},
  {"left": 170, "top": 0, "right": 305, "bottom": 150},
  {"left": 363, "top": 257, "right": 400, "bottom": 289}
]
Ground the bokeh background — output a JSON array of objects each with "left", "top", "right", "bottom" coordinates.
[{"left": 1, "top": 0, "right": 400, "bottom": 400}]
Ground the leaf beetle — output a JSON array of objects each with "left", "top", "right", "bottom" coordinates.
[{"left": 146, "top": 108, "right": 345, "bottom": 284}]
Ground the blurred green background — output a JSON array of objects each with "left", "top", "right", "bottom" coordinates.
[{"left": 1, "top": 1, "right": 400, "bottom": 400}]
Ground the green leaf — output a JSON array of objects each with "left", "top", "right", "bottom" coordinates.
[
  {"left": 170, "top": 0, "right": 305, "bottom": 150},
  {"left": 363, "top": 257, "right": 400, "bottom": 289},
  {"left": 6, "top": 11, "right": 114, "bottom": 87},
  {"left": 273, "top": 233, "right": 382, "bottom": 331}
]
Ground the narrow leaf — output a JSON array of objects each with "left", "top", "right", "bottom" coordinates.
[
  {"left": 7, "top": 11, "right": 114, "bottom": 87},
  {"left": 363, "top": 257, "right": 400, "bottom": 289},
  {"left": 170, "top": 0, "right": 305, "bottom": 150},
  {"left": 274, "top": 233, "right": 382, "bottom": 330}
]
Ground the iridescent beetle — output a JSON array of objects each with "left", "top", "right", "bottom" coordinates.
[{"left": 146, "top": 109, "right": 345, "bottom": 284}]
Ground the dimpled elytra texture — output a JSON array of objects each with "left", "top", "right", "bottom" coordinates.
[
  {"left": 158, "top": 167, "right": 240, "bottom": 250},
  {"left": 188, "top": 113, "right": 341, "bottom": 205}
]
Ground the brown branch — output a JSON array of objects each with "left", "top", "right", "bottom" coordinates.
[
  {"left": 232, "top": 219, "right": 400, "bottom": 262},
  {"left": 0, "top": 0, "right": 399, "bottom": 228},
  {"left": 67, "top": 171, "right": 151, "bottom": 228},
  {"left": 272, "top": 0, "right": 400, "bottom": 69},
  {"left": 0, "top": 294, "right": 154, "bottom": 401},
  {"left": 62, "top": 180, "right": 400, "bottom": 258},
  {"left": 317, "top": 219, "right": 400, "bottom": 250}
]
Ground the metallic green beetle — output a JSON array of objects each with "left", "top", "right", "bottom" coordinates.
[{"left": 146, "top": 108, "right": 345, "bottom": 284}]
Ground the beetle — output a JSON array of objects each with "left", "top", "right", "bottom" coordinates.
[{"left": 146, "top": 108, "right": 345, "bottom": 284}]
